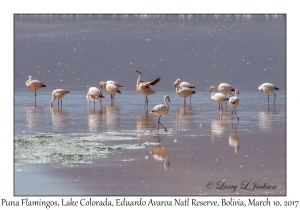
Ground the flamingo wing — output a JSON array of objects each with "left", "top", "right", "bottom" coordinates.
[{"left": 148, "top": 77, "right": 161, "bottom": 86}]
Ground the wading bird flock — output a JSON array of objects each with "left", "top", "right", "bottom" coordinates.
[{"left": 26, "top": 72, "right": 279, "bottom": 131}]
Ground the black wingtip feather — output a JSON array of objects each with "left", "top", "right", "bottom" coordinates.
[{"left": 149, "top": 77, "right": 161, "bottom": 86}]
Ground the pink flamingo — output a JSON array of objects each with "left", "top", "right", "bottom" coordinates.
[
  {"left": 86, "top": 87, "right": 105, "bottom": 109},
  {"left": 258, "top": 83, "right": 279, "bottom": 104},
  {"left": 26, "top": 76, "right": 46, "bottom": 106},
  {"left": 218, "top": 83, "right": 235, "bottom": 96},
  {"left": 174, "top": 80, "right": 195, "bottom": 104},
  {"left": 218, "top": 83, "right": 235, "bottom": 108},
  {"left": 150, "top": 95, "right": 170, "bottom": 131},
  {"left": 50, "top": 89, "right": 70, "bottom": 107},
  {"left": 229, "top": 89, "right": 240, "bottom": 121},
  {"left": 174, "top": 79, "right": 195, "bottom": 103},
  {"left": 105, "top": 80, "right": 123, "bottom": 88},
  {"left": 99, "top": 81, "right": 122, "bottom": 103},
  {"left": 136, "top": 70, "right": 161, "bottom": 109},
  {"left": 210, "top": 86, "right": 229, "bottom": 113}
]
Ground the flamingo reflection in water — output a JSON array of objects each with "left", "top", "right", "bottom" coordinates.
[
  {"left": 229, "top": 124, "right": 240, "bottom": 153},
  {"left": 51, "top": 107, "right": 68, "bottom": 132},
  {"left": 26, "top": 106, "right": 44, "bottom": 131},
  {"left": 175, "top": 105, "right": 194, "bottom": 130},
  {"left": 136, "top": 113, "right": 156, "bottom": 131},
  {"left": 103, "top": 104, "right": 121, "bottom": 130},
  {"left": 259, "top": 104, "right": 277, "bottom": 131},
  {"left": 150, "top": 135, "right": 170, "bottom": 170},
  {"left": 210, "top": 118, "right": 231, "bottom": 143},
  {"left": 88, "top": 109, "right": 104, "bottom": 133}
]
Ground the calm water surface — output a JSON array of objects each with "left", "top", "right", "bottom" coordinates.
[
  {"left": 14, "top": 85, "right": 286, "bottom": 195},
  {"left": 14, "top": 14, "right": 286, "bottom": 196}
]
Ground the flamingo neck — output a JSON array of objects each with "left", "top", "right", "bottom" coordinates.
[
  {"left": 50, "top": 96, "right": 55, "bottom": 105},
  {"left": 26, "top": 78, "right": 32, "bottom": 85},
  {"left": 235, "top": 90, "right": 239, "bottom": 96},
  {"left": 164, "top": 97, "right": 169, "bottom": 109},
  {"left": 175, "top": 84, "right": 180, "bottom": 93},
  {"left": 103, "top": 82, "right": 107, "bottom": 90},
  {"left": 137, "top": 73, "right": 141, "bottom": 84},
  {"left": 211, "top": 91, "right": 215, "bottom": 99}
]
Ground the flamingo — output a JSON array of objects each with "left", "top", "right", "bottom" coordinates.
[
  {"left": 50, "top": 89, "right": 70, "bottom": 107},
  {"left": 218, "top": 83, "right": 235, "bottom": 96},
  {"left": 99, "top": 81, "right": 121, "bottom": 103},
  {"left": 174, "top": 79, "right": 195, "bottom": 103},
  {"left": 105, "top": 80, "right": 123, "bottom": 88},
  {"left": 258, "top": 83, "right": 279, "bottom": 104},
  {"left": 136, "top": 70, "right": 161, "bottom": 109},
  {"left": 174, "top": 80, "right": 195, "bottom": 104},
  {"left": 26, "top": 76, "right": 46, "bottom": 106},
  {"left": 218, "top": 83, "right": 235, "bottom": 108},
  {"left": 229, "top": 89, "right": 240, "bottom": 121},
  {"left": 210, "top": 86, "right": 229, "bottom": 113},
  {"left": 86, "top": 87, "right": 105, "bottom": 109},
  {"left": 150, "top": 95, "right": 170, "bottom": 131}
]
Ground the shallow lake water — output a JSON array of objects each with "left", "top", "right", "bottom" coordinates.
[
  {"left": 14, "top": 86, "right": 286, "bottom": 195},
  {"left": 14, "top": 14, "right": 286, "bottom": 196}
]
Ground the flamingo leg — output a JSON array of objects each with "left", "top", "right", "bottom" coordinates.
[
  {"left": 34, "top": 90, "right": 36, "bottom": 107},
  {"left": 235, "top": 107, "right": 239, "bottom": 121},
  {"left": 158, "top": 116, "right": 167, "bottom": 131},
  {"left": 144, "top": 96, "right": 148, "bottom": 109},
  {"left": 268, "top": 93, "right": 269, "bottom": 103},
  {"left": 158, "top": 116, "right": 160, "bottom": 130},
  {"left": 190, "top": 95, "right": 191, "bottom": 104},
  {"left": 272, "top": 92, "right": 276, "bottom": 104}
]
